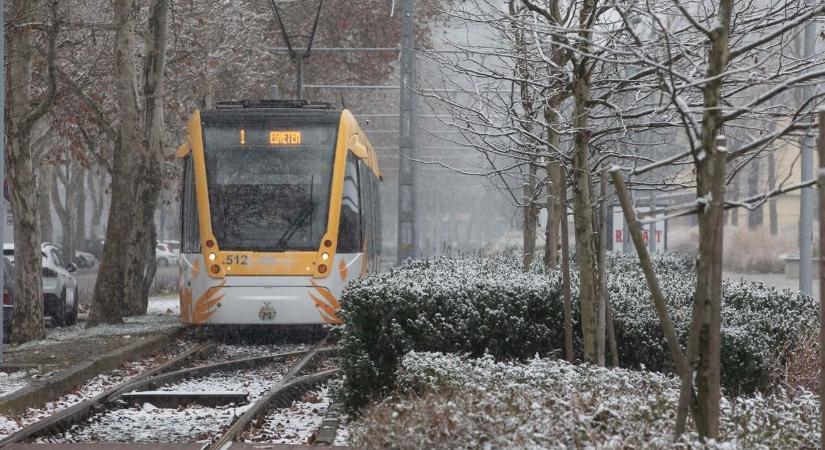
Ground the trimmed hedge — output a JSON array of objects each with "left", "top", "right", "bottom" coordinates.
[
  {"left": 352, "top": 352, "right": 820, "bottom": 449},
  {"left": 339, "top": 253, "right": 817, "bottom": 410}
]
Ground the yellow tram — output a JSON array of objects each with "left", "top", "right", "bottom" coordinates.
[{"left": 175, "top": 100, "right": 382, "bottom": 325}]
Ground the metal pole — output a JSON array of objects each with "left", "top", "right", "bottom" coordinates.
[
  {"left": 649, "top": 191, "right": 657, "bottom": 253},
  {"left": 296, "top": 57, "right": 304, "bottom": 101},
  {"left": 799, "top": 10, "right": 816, "bottom": 296},
  {"left": 397, "top": 0, "right": 417, "bottom": 263},
  {"left": 0, "top": 0, "right": 6, "bottom": 361},
  {"left": 816, "top": 109, "right": 825, "bottom": 450}
]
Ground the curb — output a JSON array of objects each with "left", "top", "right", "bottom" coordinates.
[{"left": 0, "top": 325, "right": 183, "bottom": 415}]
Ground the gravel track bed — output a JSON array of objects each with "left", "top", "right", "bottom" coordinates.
[
  {"left": 39, "top": 344, "right": 307, "bottom": 444},
  {"left": 242, "top": 386, "right": 331, "bottom": 445},
  {"left": 0, "top": 338, "right": 193, "bottom": 439}
]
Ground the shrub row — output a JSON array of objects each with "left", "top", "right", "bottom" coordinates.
[
  {"left": 351, "top": 352, "right": 818, "bottom": 449},
  {"left": 339, "top": 253, "right": 817, "bottom": 410}
]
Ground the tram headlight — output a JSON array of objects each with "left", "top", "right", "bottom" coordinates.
[
  {"left": 321, "top": 252, "right": 329, "bottom": 261},
  {"left": 208, "top": 253, "right": 217, "bottom": 261}
]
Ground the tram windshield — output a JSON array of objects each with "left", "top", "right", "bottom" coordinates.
[{"left": 202, "top": 114, "right": 338, "bottom": 252}]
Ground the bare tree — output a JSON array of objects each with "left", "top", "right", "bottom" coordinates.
[
  {"left": 88, "top": 0, "right": 169, "bottom": 325},
  {"left": 6, "top": 0, "right": 59, "bottom": 343}
]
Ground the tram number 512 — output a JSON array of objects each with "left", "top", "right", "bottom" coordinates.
[{"left": 225, "top": 255, "right": 249, "bottom": 265}]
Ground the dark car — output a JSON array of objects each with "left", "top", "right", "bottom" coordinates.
[{"left": 2, "top": 257, "right": 15, "bottom": 343}]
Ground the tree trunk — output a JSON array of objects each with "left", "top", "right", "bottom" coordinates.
[
  {"left": 38, "top": 162, "right": 53, "bottom": 242},
  {"left": 50, "top": 168, "right": 71, "bottom": 259},
  {"left": 122, "top": 0, "right": 168, "bottom": 315},
  {"left": 768, "top": 151, "right": 778, "bottom": 235},
  {"left": 74, "top": 168, "right": 86, "bottom": 254},
  {"left": 51, "top": 159, "right": 83, "bottom": 263},
  {"left": 88, "top": 0, "right": 142, "bottom": 326},
  {"left": 730, "top": 179, "right": 739, "bottom": 226},
  {"left": 692, "top": 0, "right": 732, "bottom": 433},
  {"left": 88, "top": 170, "right": 106, "bottom": 241},
  {"left": 694, "top": 148, "right": 726, "bottom": 438},
  {"left": 570, "top": 1, "right": 599, "bottom": 362},
  {"left": 522, "top": 174, "right": 538, "bottom": 271},
  {"left": 544, "top": 159, "right": 560, "bottom": 270},
  {"left": 7, "top": 0, "right": 58, "bottom": 343},
  {"left": 747, "top": 159, "right": 762, "bottom": 229},
  {"left": 543, "top": 97, "right": 563, "bottom": 270},
  {"left": 560, "top": 165, "right": 574, "bottom": 363}
]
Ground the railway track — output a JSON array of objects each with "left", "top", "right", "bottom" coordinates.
[{"left": 0, "top": 340, "right": 343, "bottom": 448}]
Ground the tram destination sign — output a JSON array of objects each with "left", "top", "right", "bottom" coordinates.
[{"left": 239, "top": 129, "right": 302, "bottom": 146}]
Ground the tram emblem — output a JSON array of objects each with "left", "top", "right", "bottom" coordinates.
[{"left": 258, "top": 302, "right": 277, "bottom": 321}]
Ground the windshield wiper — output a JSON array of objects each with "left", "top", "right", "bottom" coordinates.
[{"left": 274, "top": 201, "right": 316, "bottom": 251}]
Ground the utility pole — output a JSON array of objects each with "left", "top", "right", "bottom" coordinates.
[
  {"left": 649, "top": 191, "right": 657, "bottom": 253},
  {"left": 0, "top": 0, "right": 6, "bottom": 361},
  {"left": 397, "top": 0, "right": 417, "bottom": 263},
  {"left": 799, "top": 3, "right": 816, "bottom": 296}
]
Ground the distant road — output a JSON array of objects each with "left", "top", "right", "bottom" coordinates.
[{"left": 74, "top": 266, "right": 179, "bottom": 306}]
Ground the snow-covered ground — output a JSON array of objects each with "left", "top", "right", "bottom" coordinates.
[
  {"left": 244, "top": 386, "right": 331, "bottom": 445},
  {"left": 0, "top": 347, "right": 187, "bottom": 439},
  {"left": 12, "top": 296, "right": 181, "bottom": 352},
  {"left": 0, "top": 370, "right": 31, "bottom": 397},
  {"left": 146, "top": 294, "right": 180, "bottom": 316}
]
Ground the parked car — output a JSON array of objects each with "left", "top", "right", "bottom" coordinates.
[
  {"left": 156, "top": 242, "right": 178, "bottom": 267},
  {"left": 84, "top": 239, "right": 105, "bottom": 260},
  {"left": 51, "top": 244, "right": 97, "bottom": 269},
  {"left": 2, "top": 257, "right": 14, "bottom": 343},
  {"left": 73, "top": 251, "right": 97, "bottom": 268},
  {"left": 3, "top": 243, "right": 14, "bottom": 264},
  {"left": 41, "top": 242, "right": 79, "bottom": 326},
  {"left": 3, "top": 243, "right": 79, "bottom": 327},
  {"left": 160, "top": 240, "right": 180, "bottom": 252}
]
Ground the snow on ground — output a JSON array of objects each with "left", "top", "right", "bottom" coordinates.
[
  {"left": 0, "top": 341, "right": 190, "bottom": 439},
  {"left": 12, "top": 298, "right": 180, "bottom": 352},
  {"left": 219, "top": 343, "right": 311, "bottom": 360},
  {"left": 0, "top": 370, "right": 31, "bottom": 397},
  {"left": 52, "top": 361, "right": 291, "bottom": 443},
  {"left": 157, "top": 365, "right": 284, "bottom": 397},
  {"left": 244, "top": 386, "right": 331, "bottom": 445},
  {"left": 52, "top": 402, "right": 249, "bottom": 443},
  {"left": 333, "top": 422, "right": 351, "bottom": 446},
  {"left": 146, "top": 294, "right": 180, "bottom": 316}
]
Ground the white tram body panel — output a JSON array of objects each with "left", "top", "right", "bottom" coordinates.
[{"left": 179, "top": 252, "right": 365, "bottom": 325}]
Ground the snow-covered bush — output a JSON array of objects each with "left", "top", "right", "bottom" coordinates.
[
  {"left": 352, "top": 352, "right": 819, "bottom": 449},
  {"left": 339, "top": 254, "right": 816, "bottom": 410},
  {"left": 609, "top": 267, "right": 818, "bottom": 394},
  {"left": 338, "top": 255, "right": 572, "bottom": 410}
]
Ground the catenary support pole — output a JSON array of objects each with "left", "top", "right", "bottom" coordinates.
[
  {"left": 0, "top": 0, "right": 6, "bottom": 361},
  {"left": 799, "top": 0, "right": 816, "bottom": 296},
  {"left": 397, "top": 0, "right": 417, "bottom": 263},
  {"left": 296, "top": 57, "right": 304, "bottom": 101},
  {"left": 816, "top": 110, "right": 825, "bottom": 450},
  {"left": 649, "top": 190, "right": 657, "bottom": 253}
]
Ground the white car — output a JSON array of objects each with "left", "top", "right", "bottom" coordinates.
[
  {"left": 3, "top": 242, "right": 79, "bottom": 326},
  {"left": 156, "top": 242, "right": 179, "bottom": 267}
]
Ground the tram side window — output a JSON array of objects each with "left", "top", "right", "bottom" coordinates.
[
  {"left": 357, "top": 160, "right": 371, "bottom": 252},
  {"left": 181, "top": 156, "right": 200, "bottom": 253},
  {"left": 338, "top": 154, "right": 362, "bottom": 253}
]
